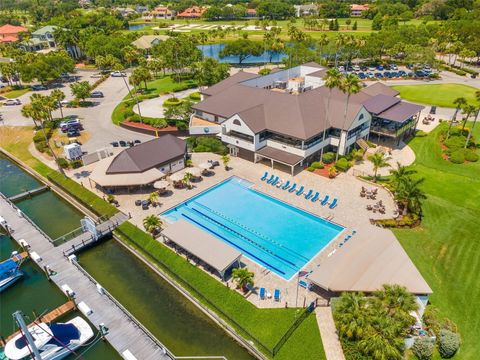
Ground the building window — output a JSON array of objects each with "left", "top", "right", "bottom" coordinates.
[
  {"left": 232, "top": 119, "right": 241, "bottom": 126},
  {"left": 359, "top": 113, "right": 364, "bottom": 120},
  {"left": 161, "top": 167, "right": 165, "bottom": 171}
]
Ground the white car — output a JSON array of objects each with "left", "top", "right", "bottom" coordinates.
[
  {"left": 4, "top": 99, "right": 21, "bottom": 106},
  {"left": 111, "top": 71, "right": 126, "bottom": 77},
  {"left": 60, "top": 100, "right": 69, "bottom": 106}
]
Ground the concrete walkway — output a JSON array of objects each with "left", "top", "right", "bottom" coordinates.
[
  {"left": 133, "top": 88, "right": 198, "bottom": 118},
  {"left": 315, "top": 307, "right": 345, "bottom": 360}
]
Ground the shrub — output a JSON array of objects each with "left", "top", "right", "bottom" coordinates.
[
  {"left": 438, "top": 329, "right": 460, "bottom": 358},
  {"left": 366, "top": 140, "right": 377, "bottom": 148},
  {"left": 322, "top": 152, "right": 335, "bottom": 164},
  {"left": 163, "top": 97, "right": 182, "bottom": 107},
  {"left": 449, "top": 150, "right": 465, "bottom": 164},
  {"left": 189, "top": 136, "right": 226, "bottom": 154},
  {"left": 151, "top": 118, "right": 168, "bottom": 128},
  {"left": 70, "top": 159, "right": 83, "bottom": 169},
  {"left": 306, "top": 166, "right": 315, "bottom": 172},
  {"left": 56, "top": 157, "right": 70, "bottom": 169},
  {"left": 311, "top": 161, "right": 324, "bottom": 169},
  {"left": 412, "top": 337, "right": 434, "bottom": 360},
  {"left": 335, "top": 158, "right": 351, "bottom": 172},
  {"left": 465, "top": 149, "right": 479, "bottom": 162},
  {"left": 35, "top": 141, "right": 48, "bottom": 153},
  {"left": 189, "top": 92, "right": 201, "bottom": 101},
  {"left": 258, "top": 68, "right": 272, "bottom": 75},
  {"left": 123, "top": 109, "right": 135, "bottom": 120},
  {"left": 444, "top": 135, "right": 466, "bottom": 150},
  {"left": 175, "top": 120, "right": 188, "bottom": 131}
]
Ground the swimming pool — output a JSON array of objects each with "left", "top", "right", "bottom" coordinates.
[{"left": 162, "top": 177, "right": 344, "bottom": 280}]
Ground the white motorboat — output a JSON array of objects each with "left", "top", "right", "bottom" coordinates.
[{"left": 4, "top": 314, "right": 94, "bottom": 360}]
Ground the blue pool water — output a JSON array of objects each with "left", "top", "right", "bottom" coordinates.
[{"left": 162, "top": 177, "right": 343, "bottom": 280}]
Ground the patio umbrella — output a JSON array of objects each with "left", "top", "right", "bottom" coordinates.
[
  {"left": 153, "top": 180, "right": 169, "bottom": 189},
  {"left": 169, "top": 172, "right": 184, "bottom": 182},
  {"left": 185, "top": 167, "right": 201, "bottom": 177},
  {"left": 198, "top": 162, "right": 211, "bottom": 170}
]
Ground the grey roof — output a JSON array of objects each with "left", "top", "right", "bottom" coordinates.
[
  {"left": 32, "top": 25, "right": 59, "bottom": 36},
  {"left": 256, "top": 146, "right": 304, "bottom": 165},
  {"left": 308, "top": 229, "right": 432, "bottom": 295},
  {"left": 363, "top": 94, "right": 401, "bottom": 114},
  {"left": 106, "top": 135, "right": 185, "bottom": 174},
  {"left": 201, "top": 71, "right": 259, "bottom": 96},
  {"left": 362, "top": 82, "right": 399, "bottom": 97},
  {"left": 131, "top": 35, "right": 169, "bottom": 49},
  {"left": 161, "top": 220, "right": 242, "bottom": 273},
  {"left": 377, "top": 102, "right": 424, "bottom": 123}
]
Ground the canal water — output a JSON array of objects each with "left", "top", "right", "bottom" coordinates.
[
  {"left": 80, "top": 240, "right": 254, "bottom": 360},
  {"left": 0, "top": 233, "right": 121, "bottom": 359},
  {"left": 199, "top": 43, "right": 287, "bottom": 64}
]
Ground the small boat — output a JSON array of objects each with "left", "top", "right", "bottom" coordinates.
[
  {"left": 0, "top": 259, "right": 23, "bottom": 293},
  {"left": 4, "top": 312, "right": 94, "bottom": 360}
]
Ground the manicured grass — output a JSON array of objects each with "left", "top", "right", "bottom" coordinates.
[
  {"left": 392, "top": 84, "right": 480, "bottom": 108},
  {"left": 393, "top": 122, "right": 480, "bottom": 359},
  {"left": 3, "top": 88, "right": 30, "bottom": 99},
  {"left": 0, "top": 126, "right": 118, "bottom": 218},
  {"left": 114, "top": 222, "right": 325, "bottom": 359}
]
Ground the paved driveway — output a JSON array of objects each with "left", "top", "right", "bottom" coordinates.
[{"left": 0, "top": 72, "right": 154, "bottom": 153}]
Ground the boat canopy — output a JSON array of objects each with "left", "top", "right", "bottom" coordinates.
[{"left": 0, "top": 260, "right": 18, "bottom": 277}]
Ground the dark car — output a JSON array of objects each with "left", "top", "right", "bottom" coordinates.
[
  {"left": 61, "top": 123, "right": 83, "bottom": 133},
  {"left": 377, "top": 65, "right": 384, "bottom": 71},
  {"left": 111, "top": 141, "right": 119, "bottom": 147},
  {"left": 134, "top": 140, "right": 141, "bottom": 145},
  {"left": 375, "top": 72, "right": 384, "bottom": 78},
  {"left": 31, "top": 84, "right": 47, "bottom": 91},
  {"left": 358, "top": 73, "right": 366, "bottom": 79},
  {"left": 415, "top": 70, "right": 426, "bottom": 77},
  {"left": 90, "top": 91, "right": 104, "bottom": 98},
  {"left": 67, "top": 129, "right": 80, "bottom": 137},
  {"left": 119, "top": 140, "right": 127, "bottom": 147},
  {"left": 430, "top": 106, "right": 436, "bottom": 115}
]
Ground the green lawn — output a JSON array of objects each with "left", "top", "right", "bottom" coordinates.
[
  {"left": 392, "top": 84, "right": 480, "bottom": 108},
  {"left": 114, "top": 222, "right": 326, "bottom": 359},
  {"left": 393, "top": 122, "right": 480, "bottom": 359},
  {"left": 3, "top": 88, "right": 30, "bottom": 99}
]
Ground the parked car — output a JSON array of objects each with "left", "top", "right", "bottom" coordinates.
[
  {"left": 352, "top": 65, "right": 361, "bottom": 71},
  {"left": 391, "top": 64, "right": 398, "bottom": 70},
  {"left": 4, "top": 99, "right": 21, "bottom": 106},
  {"left": 377, "top": 65, "right": 384, "bottom": 71},
  {"left": 430, "top": 106, "right": 436, "bottom": 114},
  {"left": 60, "top": 119, "right": 80, "bottom": 128},
  {"left": 358, "top": 73, "right": 366, "bottom": 79},
  {"left": 67, "top": 129, "right": 80, "bottom": 137},
  {"left": 134, "top": 140, "right": 141, "bottom": 145},
  {"left": 119, "top": 140, "right": 127, "bottom": 147},
  {"left": 31, "top": 84, "right": 47, "bottom": 91},
  {"left": 375, "top": 72, "right": 384, "bottom": 78},
  {"left": 111, "top": 141, "right": 119, "bottom": 147},
  {"left": 111, "top": 71, "right": 126, "bottom": 77},
  {"left": 90, "top": 91, "right": 104, "bottom": 98},
  {"left": 60, "top": 100, "right": 69, "bottom": 106}
]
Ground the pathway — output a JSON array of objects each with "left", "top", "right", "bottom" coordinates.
[
  {"left": 0, "top": 194, "right": 172, "bottom": 360},
  {"left": 132, "top": 88, "right": 198, "bottom": 118},
  {"left": 315, "top": 307, "right": 345, "bottom": 360}
]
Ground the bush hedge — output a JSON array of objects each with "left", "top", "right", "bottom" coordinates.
[
  {"left": 322, "top": 152, "right": 335, "bottom": 164},
  {"left": 412, "top": 337, "right": 434, "bottom": 360},
  {"left": 438, "top": 329, "right": 460, "bottom": 358},
  {"left": 465, "top": 149, "right": 479, "bottom": 162},
  {"left": 311, "top": 161, "right": 324, "bottom": 169},
  {"left": 306, "top": 166, "right": 315, "bottom": 172},
  {"left": 189, "top": 92, "right": 201, "bottom": 101},
  {"left": 187, "top": 136, "right": 226, "bottom": 155},
  {"left": 56, "top": 157, "right": 70, "bottom": 169},
  {"left": 335, "top": 158, "right": 351, "bottom": 172},
  {"left": 449, "top": 150, "right": 465, "bottom": 164},
  {"left": 163, "top": 97, "right": 183, "bottom": 107}
]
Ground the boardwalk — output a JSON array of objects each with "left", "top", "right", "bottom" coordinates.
[
  {"left": 0, "top": 195, "right": 172, "bottom": 360},
  {"left": 315, "top": 307, "right": 345, "bottom": 360},
  {"left": 8, "top": 185, "right": 49, "bottom": 202}
]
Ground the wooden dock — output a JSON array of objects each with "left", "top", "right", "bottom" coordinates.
[
  {"left": 0, "top": 193, "right": 173, "bottom": 360},
  {"left": 8, "top": 185, "right": 49, "bottom": 202},
  {"left": 4, "top": 300, "right": 76, "bottom": 342}
]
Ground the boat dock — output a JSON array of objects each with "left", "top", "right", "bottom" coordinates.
[
  {"left": 0, "top": 193, "right": 173, "bottom": 360},
  {"left": 3, "top": 300, "right": 76, "bottom": 343},
  {"left": 8, "top": 185, "right": 49, "bottom": 202}
]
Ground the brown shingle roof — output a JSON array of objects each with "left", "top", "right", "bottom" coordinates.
[
  {"left": 362, "top": 94, "right": 400, "bottom": 114},
  {"left": 377, "top": 102, "right": 424, "bottom": 123},
  {"left": 201, "top": 71, "right": 259, "bottom": 96},
  {"left": 362, "top": 82, "right": 399, "bottom": 97},
  {"left": 106, "top": 135, "right": 185, "bottom": 174}
]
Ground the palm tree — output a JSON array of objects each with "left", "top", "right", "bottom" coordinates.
[
  {"left": 389, "top": 162, "right": 416, "bottom": 189},
  {"left": 182, "top": 172, "right": 193, "bottom": 189},
  {"left": 231, "top": 267, "right": 254, "bottom": 292},
  {"left": 148, "top": 192, "right": 159, "bottom": 206},
  {"left": 333, "top": 292, "right": 370, "bottom": 340},
  {"left": 461, "top": 104, "right": 476, "bottom": 130},
  {"left": 374, "top": 284, "right": 418, "bottom": 317},
  {"left": 321, "top": 69, "right": 343, "bottom": 159},
  {"left": 336, "top": 74, "right": 361, "bottom": 162},
  {"left": 395, "top": 176, "right": 427, "bottom": 215},
  {"left": 464, "top": 104, "right": 479, "bottom": 148},
  {"left": 317, "top": 34, "right": 329, "bottom": 58},
  {"left": 357, "top": 324, "right": 403, "bottom": 360},
  {"left": 50, "top": 89, "right": 66, "bottom": 119},
  {"left": 447, "top": 97, "right": 467, "bottom": 138},
  {"left": 143, "top": 215, "right": 162, "bottom": 235},
  {"left": 368, "top": 152, "right": 391, "bottom": 181},
  {"left": 221, "top": 154, "right": 231, "bottom": 170}
]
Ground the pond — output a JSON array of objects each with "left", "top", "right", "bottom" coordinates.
[
  {"left": 79, "top": 239, "right": 254, "bottom": 360},
  {"left": 199, "top": 43, "right": 287, "bottom": 64},
  {"left": 129, "top": 23, "right": 149, "bottom": 30}
]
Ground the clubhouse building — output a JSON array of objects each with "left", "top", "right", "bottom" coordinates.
[{"left": 190, "top": 63, "right": 423, "bottom": 174}]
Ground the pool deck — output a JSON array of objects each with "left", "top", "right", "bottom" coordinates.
[{"left": 73, "top": 153, "right": 397, "bottom": 310}]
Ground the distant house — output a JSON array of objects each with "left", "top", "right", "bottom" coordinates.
[
  {"left": 31, "top": 25, "right": 58, "bottom": 48},
  {"left": 177, "top": 6, "right": 206, "bottom": 19},
  {"left": 78, "top": 0, "right": 91, "bottom": 8},
  {"left": 293, "top": 3, "right": 319, "bottom": 17},
  {"left": 0, "top": 24, "right": 28, "bottom": 43},
  {"left": 143, "top": 6, "right": 175, "bottom": 20},
  {"left": 21, "top": 25, "right": 83, "bottom": 58},
  {"left": 246, "top": 8, "right": 257, "bottom": 18},
  {"left": 116, "top": 7, "right": 137, "bottom": 17},
  {"left": 136, "top": 5, "right": 148, "bottom": 14},
  {"left": 131, "top": 35, "right": 169, "bottom": 51},
  {"left": 350, "top": 4, "right": 369, "bottom": 17}
]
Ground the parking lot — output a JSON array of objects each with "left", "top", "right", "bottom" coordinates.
[{"left": 339, "top": 63, "right": 438, "bottom": 80}]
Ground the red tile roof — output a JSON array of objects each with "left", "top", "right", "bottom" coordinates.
[
  {"left": 177, "top": 6, "right": 205, "bottom": 18},
  {"left": 0, "top": 24, "right": 28, "bottom": 35}
]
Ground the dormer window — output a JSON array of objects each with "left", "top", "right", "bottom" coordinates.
[{"left": 233, "top": 119, "right": 241, "bottom": 126}]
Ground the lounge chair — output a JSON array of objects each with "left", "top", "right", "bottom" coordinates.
[
  {"left": 288, "top": 183, "right": 297, "bottom": 193},
  {"left": 276, "top": 180, "right": 283, "bottom": 188},
  {"left": 274, "top": 288, "right": 281, "bottom": 301},
  {"left": 296, "top": 186, "right": 304, "bottom": 196},
  {"left": 271, "top": 176, "right": 279, "bottom": 186},
  {"left": 261, "top": 172, "right": 268, "bottom": 181},
  {"left": 259, "top": 287, "right": 266, "bottom": 300},
  {"left": 311, "top": 192, "right": 320, "bottom": 202},
  {"left": 304, "top": 189, "right": 313, "bottom": 200},
  {"left": 282, "top": 180, "right": 290, "bottom": 190},
  {"left": 320, "top": 195, "right": 330, "bottom": 206},
  {"left": 266, "top": 174, "right": 275, "bottom": 184},
  {"left": 329, "top": 198, "right": 338, "bottom": 209},
  {"left": 299, "top": 280, "right": 312, "bottom": 289}
]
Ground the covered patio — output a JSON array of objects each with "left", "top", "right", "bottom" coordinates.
[
  {"left": 161, "top": 220, "right": 242, "bottom": 279},
  {"left": 254, "top": 146, "right": 304, "bottom": 176}
]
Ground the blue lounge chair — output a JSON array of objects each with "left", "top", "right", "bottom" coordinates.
[
  {"left": 320, "top": 195, "right": 330, "bottom": 206},
  {"left": 296, "top": 186, "right": 304, "bottom": 196},
  {"left": 311, "top": 192, "right": 320, "bottom": 202},
  {"left": 329, "top": 198, "right": 338, "bottom": 209},
  {"left": 259, "top": 287, "right": 266, "bottom": 300},
  {"left": 282, "top": 180, "right": 290, "bottom": 190},
  {"left": 299, "top": 280, "right": 312, "bottom": 289},
  {"left": 288, "top": 183, "right": 297, "bottom": 193},
  {"left": 274, "top": 288, "right": 281, "bottom": 301},
  {"left": 261, "top": 172, "right": 268, "bottom": 181},
  {"left": 266, "top": 174, "right": 275, "bottom": 184},
  {"left": 271, "top": 176, "right": 279, "bottom": 186},
  {"left": 304, "top": 189, "right": 313, "bottom": 200}
]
